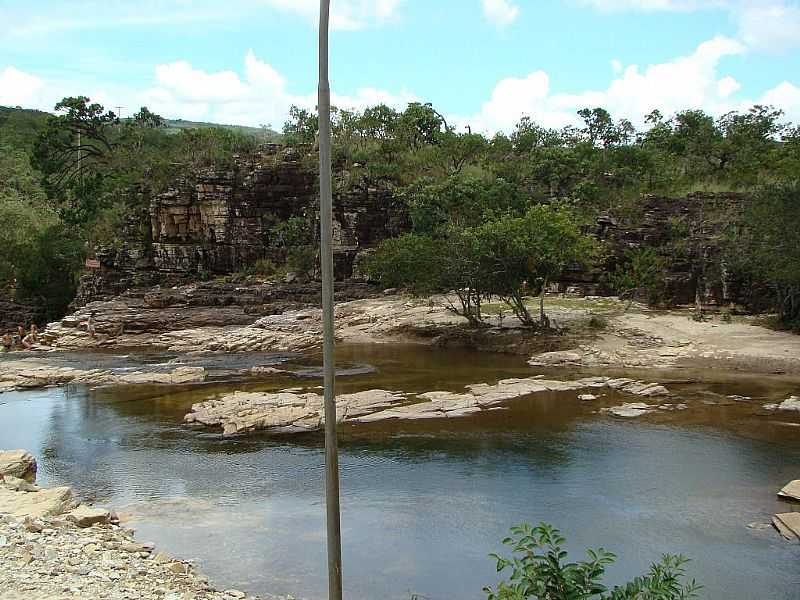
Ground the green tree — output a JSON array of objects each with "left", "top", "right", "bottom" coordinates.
[
  {"left": 485, "top": 523, "right": 700, "bottom": 600},
  {"left": 473, "top": 206, "right": 597, "bottom": 327}
]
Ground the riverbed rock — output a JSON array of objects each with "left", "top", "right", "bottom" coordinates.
[
  {"left": 764, "top": 396, "right": 800, "bottom": 412},
  {"left": 602, "top": 403, "right": 656, "bottom": 418},
  {"left": 578, "top": 394, "right": 598, "bottom": 401},
  {"left": 187, "top": 375, "right": 672, "bottom": 435},
  {"left": 118, "top": 366, "right": 206, "bottom": 385},
  {"left": 0, "top": 450, "right": 37, "bottom": 482},
  {"left": 186, "top": 389, "right": 408, "bottom": 436},
  {"left": 778, "top": 480, "right": 800, "bottom": 502},
  {"left": 773, "top": 513, "right": 800, "bottom": 540},
  {"left": 0, "top": 485, "right": 77, "bottom": 518},
  {"left": 66, "top": 505, "right": 111, "bottom": 528},
  {"left": 1, "top": 476, "right": 39, "bottom": 492}
]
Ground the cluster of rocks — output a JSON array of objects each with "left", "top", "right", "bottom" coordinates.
[
  {"left": 185, "top": 375, "right": 670, "bottom": 436},
  {"left": 601, "top": 402, "right": 688, "bottom": 418},
  {"left": 0, "top": 450, "right": 258, "bottom": 600},
  {"left": 773, "top": 480, "right": 800, "bottom": 542},
  {"left": 764, "top": 396, "right": 800, "bottom": 412},
  {"left": 0, "top": 363, "right": 206, "bottom": 394}
]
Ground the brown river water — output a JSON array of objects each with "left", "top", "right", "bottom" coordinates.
[{"left": 1, "top": 343, "right": 799, "bottom": 599}]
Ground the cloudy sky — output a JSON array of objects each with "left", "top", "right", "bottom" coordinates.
[{"left": 1, "top": 0, "right": 799, "bottom": 133}]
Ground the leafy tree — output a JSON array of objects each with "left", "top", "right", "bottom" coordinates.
[
  {"left": 485, "top": 523, "right": 700, "bottom": 600},
  {"left": 404, "top": 174, "right": 524, "bottom": 234},
  {"left": 472, "top": 206, "right": 597, "bottom": 327}
]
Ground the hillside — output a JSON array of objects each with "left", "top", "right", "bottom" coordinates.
[{"left": 0, "top": 106, "right": 281, "bottom": 148}]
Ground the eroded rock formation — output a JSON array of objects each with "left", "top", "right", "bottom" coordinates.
[{"left": 84, "top": 146, "right": 407, "bottom": 304}]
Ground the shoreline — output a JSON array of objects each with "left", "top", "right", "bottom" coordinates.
[
  {"left": 3, "top": 293, "right": 800, "bottom": 397},
  {"left": 0, "top": 450, "right": 261, "bottom": 600}
]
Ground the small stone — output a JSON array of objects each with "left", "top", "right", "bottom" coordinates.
[
  {"left": 66, "top": 505, "right": 111, "bottom": 528},
  {"left": 578, "top": 394, "right": 598, "bottom": 401},
  {"left": 225, "top": 591, "right": 247, "bottom": 599},
  {"left": 168, "top": 561, "right": 187, "bottom": 575}
]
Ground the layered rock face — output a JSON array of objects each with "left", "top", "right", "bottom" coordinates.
[
  {"left": 567, "top": 192, "right": 746, "bottom": 305},
  {"left": 90, "top": 146, "right": 406, "bottom": 301}
]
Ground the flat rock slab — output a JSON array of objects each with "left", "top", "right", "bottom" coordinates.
[
  {"left": 0, "top": 485, "right": 77, "bottom": 518},
  {"left": 186, "top": 389, "right": 407, "bottom": 436},
  {"left": 778, "top": 480, "right": 800, "bottom": 502},
  {"left": 0, "top": 364, "right": 206, "bottom": 392},
  {"left": 773, "top": 513, "right": 800, "bottom": 540},
  {"left": 602, "top": 403, "right": 655, "bottom": 418},
  {"left": 0, "top": 450, "right": 37, "bottom": 482},
  {"left": 187, "top": 375, "right": 671, "bottom": 435}
]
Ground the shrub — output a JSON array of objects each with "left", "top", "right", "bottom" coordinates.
[{"left": 485, "top": 523, "right": 700, "bottom": 600}]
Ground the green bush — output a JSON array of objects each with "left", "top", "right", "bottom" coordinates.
[
  {"left": 485, "top": 523, "right": 700, "bottom": 600},
  {"left": 608, "top": 248, "right": 667, "bottom": 307}
]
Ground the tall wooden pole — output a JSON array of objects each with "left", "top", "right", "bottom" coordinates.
[{"left": 318, "top": 2, "right": 343, "bottom": 599}]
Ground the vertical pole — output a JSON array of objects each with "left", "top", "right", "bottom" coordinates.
[{"left": 318, "top": 2, "right": 343, "bottom": 600}]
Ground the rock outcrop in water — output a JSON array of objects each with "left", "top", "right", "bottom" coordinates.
[{"left": 185, "top": 375, "right": 671, "bottom": 436}]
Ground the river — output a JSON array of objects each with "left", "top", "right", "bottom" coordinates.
[{"left": 1, "top": 344, "right": 799, "bottom": 599}]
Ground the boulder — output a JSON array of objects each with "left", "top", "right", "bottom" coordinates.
[
  {"left": 766, "top": 396, "right": 800, "bottom": 412},
  {"left": 778, "top": 480, "right": 800, "bottom": 502},
  {"left": 66, "top": 505, "right": 111, "bottom": 527},
  {"left": 0, "top": 449, "right": 37, "bottom": 482},
  {"left": 603, "top": 403, "right": 655, "bottom": 418},
  {"left": 1, "top": 475, "right": 39, "bottom": 492},
  {"left": 773, "top": 513, "right": 800, "bottom": 541},
  {"left": 0, "top": 485, "right": 77, "bottom": 517}
]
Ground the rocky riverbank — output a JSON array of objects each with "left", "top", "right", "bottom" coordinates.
[
  {"left": 5, "top": 283, "right": 800, "bottom": 397},
  {"left": 0, "top": 450, "right": 260, "bottom": 600}
]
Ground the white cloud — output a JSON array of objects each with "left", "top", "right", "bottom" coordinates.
[
  {"left": 0, "top": 0, "right": 403, "bottom": 38},
  {"left": 481, "top": 0, "right": 521, "bottom": 27},
  {"left": 0, "top": 66, "right": 45, "bottom": 107},
  {"left": 580, "top": 0, "right": 726, "bottom": 11},
  {"left": 579, "top": 0, "right": 800, "bottom": 53},
  {"left": 454, "top": 36, "right": 763, "bottom": 133},
  {"left": 737, "top": 2, "right": 800, "bottom": 53},
  {"left": 761, "top": 81, "right": 800, "bottom": 120},
  {"left": 139, "top": 50, "right": 415, "bottom": 127},
  {"left": 260, "top": 0, "right": 403, "bottom": 30}
]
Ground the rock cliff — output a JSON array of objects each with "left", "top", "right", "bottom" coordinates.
[{"left": 86, "top": 145, "right": 406, "bottom": 304}]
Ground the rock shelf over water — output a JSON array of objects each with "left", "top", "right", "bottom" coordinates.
[
  {"left": 0, "top": 364, "right": 207, "bottom": 394},
  {"left": 185, "top": 376, "right": 670, "bottom": 436}
]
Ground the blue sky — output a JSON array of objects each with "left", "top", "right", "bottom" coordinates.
[{"left": 1, "top": 0, "right": 800, "bottom": 132}]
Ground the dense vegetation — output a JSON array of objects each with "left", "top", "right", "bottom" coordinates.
[
  {"left": 0, "top": 101, "right": 262, "bottom": 320},
  {"left": 485, "top": 523, "right": 699, "bottom": 600},
  {"left": 284, "top": 101, "right": 799, "bottom": 328},
  {"left": 1, "top": 97, "right": 799, "bottom": 327}
]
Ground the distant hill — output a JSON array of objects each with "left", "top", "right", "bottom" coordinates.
[
  {"left": 164, "top": 118, "right": 280, "bottom": 140},
  {"left": 0, "top": 106, "right": 50, "bottom": 151},
  {"left": 0, "top": 106, "right": 282, "bottom": 151}
]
